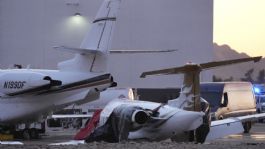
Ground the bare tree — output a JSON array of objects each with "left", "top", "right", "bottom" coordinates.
[
  {"left": 241, "top": 68, "right": 254, "bottom": 83},
  {"left": 212, "top": 75, "right": 223, "bottom": 82},
  {"left": 224, "top": 76, "right": 234, "bottom": 82}
]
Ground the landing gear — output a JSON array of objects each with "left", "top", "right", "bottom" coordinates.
[
  {"left": 1, "top": 124, "right": 42, "bottom": 140},
  {"left": 170, "top": 126, "right": 209, "bottom": 144},
  {"left": 14, "top": 128, "right": 40, "bottom": 140},
  {"left": 171, "top": 99, "right": 211, "bottom": 143},
  {"left": 195, "top": 123, "right": 210, "bottom": 143},
  {"left": 195, "top": 98, "right": 211, "bottom": 143},
  {"left": 243, "top": 121, "right": 252, "bottom": 133},
  {"left": 170, "top": 131, "right": 193, "bottom": 142}
]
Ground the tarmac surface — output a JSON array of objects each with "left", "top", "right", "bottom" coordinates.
[{"left": 0, "top": 123, "right": 265, "bottom": 149}]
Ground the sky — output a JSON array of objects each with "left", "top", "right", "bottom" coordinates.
[{"left": 214, "top": 0, "right": 265, "bottom": 57}]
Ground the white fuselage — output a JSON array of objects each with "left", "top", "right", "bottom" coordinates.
[
  {"left": 0, "top": 69, "right": 111, "bottom": 124},
  {"left": 99, "top": 99, "right": 204, "bottom": 141},
  {"left": 0, "top": 0, "right": 121, "bottom": 127}
]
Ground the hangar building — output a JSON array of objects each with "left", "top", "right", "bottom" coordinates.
[{"left": 0, "top": 0, "right": 213, "bottom": 88}]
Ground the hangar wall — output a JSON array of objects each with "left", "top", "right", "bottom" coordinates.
[{"left": 0, "top": 0, "right": 213, "bottom": 88}]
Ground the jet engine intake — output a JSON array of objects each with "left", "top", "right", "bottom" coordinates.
[
  {"left": 86, "top": 105, "right": 151, "bottom": 143},
  {"left": 131, "top": 110, "right": 150, "bottom": 125}
]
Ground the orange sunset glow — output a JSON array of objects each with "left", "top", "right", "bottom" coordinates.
[{"left": 214, "top": 0, "right": 265, "bottom": 56}]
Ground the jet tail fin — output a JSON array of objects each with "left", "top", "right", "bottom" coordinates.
[
  {"left": 58, "top": 0, "right": 121, "bottom": 72},
  {"left": 140, "top": 56, "right": 262, "bottom": 111},
  {"left": 80, "top": 0, "right": 120, "bottom": 53}
]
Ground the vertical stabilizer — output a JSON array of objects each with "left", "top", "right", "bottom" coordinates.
[
  {"left": 58, "top": 0, "right": 121, "bottom": 72},
  {"left": 140, "top": 56, "right": 262, "bottom": 112},
  {"left": 169, "top": 65, "right": 202, "bottom": 111}
]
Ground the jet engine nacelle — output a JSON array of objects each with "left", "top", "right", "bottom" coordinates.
[
  {"left": 112, "top": 105, "right": 151, "bottom": 126},
  {"left": 94, "top": 76, "right": 117, "bottom": 92},
  {"left": 131, "top": 110, "right": 150, "bottom": 125},
  {"left": 0, "top": 71, "right": 61, "bottom": 95}
]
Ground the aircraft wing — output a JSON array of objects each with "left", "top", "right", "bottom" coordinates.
[
  {"left": 206, "top": 113, "right": 265, "bottom": 141},
  {"left": 6, "top": 73, "right": 114, "bottom": 97}
]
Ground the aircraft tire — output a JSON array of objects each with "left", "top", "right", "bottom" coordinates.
[
  {"left": 170, "top": 131, "right": 193, "bottom": 142},
  {"left": 195, "top": 124, "right": 210, "bottom": 143},
  {"left": 218, "top": 115, "right": 223, "bottom": 120}
]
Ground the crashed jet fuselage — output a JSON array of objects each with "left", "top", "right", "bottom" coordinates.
[
  {"left": 85, "top": 99, "right": 204, "bottom": 142},
  {"left": 83, "top": 57, "right": 262, "bottom": 143}
]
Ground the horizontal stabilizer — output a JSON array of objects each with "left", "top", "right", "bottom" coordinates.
[
  {"left": 110, "top": 49, "right": 177, "bottom": 54},
  {"left": 140, "top": 56, "right": 262, "bottom": 78},
  {"left": 54, "top": 46, "right": 103, "bottom": 55},
  {"left": 200, "top": 56, "right": 262, "bottom": 70},
  {"left": 55, "top": 46, "right": 176, "bottom": 55}
]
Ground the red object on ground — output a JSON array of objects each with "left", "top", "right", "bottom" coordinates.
[{"left": 74, "top": 109, "right": 102, "bottom": 140}]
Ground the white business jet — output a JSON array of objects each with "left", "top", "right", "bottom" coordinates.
[
  {"left": 51, "top": 57, "right": 264, "bottom": 145},
  {"left": 71, "top": 56, "right": 264, "bottom": 144},
  {"left": 0, "top": 0, "right": 120, "bottom": 139}
]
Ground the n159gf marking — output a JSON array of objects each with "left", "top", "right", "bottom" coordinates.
[{"left": 4, "top": 81, "right": 26, "bottom": 89}]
